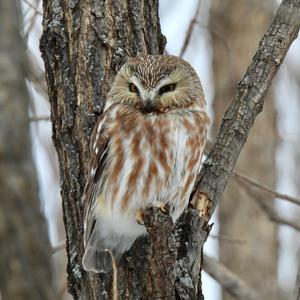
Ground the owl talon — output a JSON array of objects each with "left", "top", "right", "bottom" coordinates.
[
  {"left": 135, "top": 210, "right": 145, "bottom": 225},
  {"left": 155, "top": 203, "right": 169, "bottom": 214}
]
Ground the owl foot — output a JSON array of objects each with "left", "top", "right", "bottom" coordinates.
[
  {"left": 154, "top": 202, "right": 169, "bottom": 214},
  {"left": 136, "top": 203, "right": 169, "bottom": 225},
  {"left": 135, "top": 210, "right": 145, "bottom": 225}
]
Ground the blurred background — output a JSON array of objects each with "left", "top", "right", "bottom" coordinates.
[{"left": 2, "top": 0, "right": 300, "bottom": 299}]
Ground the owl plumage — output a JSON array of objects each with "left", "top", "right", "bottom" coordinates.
[{"left": 82, "top": 55, "right": 210, "bottom": 273}]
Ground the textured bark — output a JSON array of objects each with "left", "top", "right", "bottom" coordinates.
[
  {"left": 0, "top": 1, "right": 55, "bottom": 299},
  {"left": 40, "top": 0, "right": 300, "bottom": 299},
  {"left": 209, "top": 1, "right": 279, "bottom": 299}
]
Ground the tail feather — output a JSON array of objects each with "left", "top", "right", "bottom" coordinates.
[
  {"left": 82, "top": 220, "right": 126, "bottom": 273},
  {"left": 82, "top": 246, "right": 115, "bottom": 273},
  {"left": 82, "top": 219, "right": 136, "bottom": 273}
]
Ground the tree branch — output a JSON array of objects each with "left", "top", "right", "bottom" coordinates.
[
  {"left": 233, "top": 171, "right": 300, "bottom": 206},
  {"left": 239, "top": 181, "right": 300, "bottom": 232},
  {"left": 192, "top": 0, "right": 300, "bottom": 218},
  {"left": 179, "top": 0, "right": 202, "bottom": 57},
  {"left": 30, "top": 115, "right": 51, "bottom": 121},
  {"left": 0, "top": 0, "right": 55, "bottom": 298},
  {"left": 206, "top": 139, "right": 300, "bottom": 206},
  {"left": 203, "top": 254, "right": 263, "bottom": 300},
  {"left": 188, "top": 0, "right": 300, "bottom": 294}
]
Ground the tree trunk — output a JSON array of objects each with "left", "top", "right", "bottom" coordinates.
[
  {"left": 0, "top": 1, "right": 55, "bottom": 299},
  {"left": 209, "top": 1, "right": 279, "bottom": 299},
  {"left": 40, "top": 0, "right": 300, "bottom": 299},
  {"left": 40, "top": 1, "right": 173, "bottom": 299}
]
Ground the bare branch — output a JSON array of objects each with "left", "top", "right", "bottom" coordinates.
[
  {"left": 24, "top": 50, "right": 48, "bottom": 99},
  {"left": 239, "top": 181, "right": 300, "bottom": 232},
  {"left": 203, "top": 254, "right": 263, "bottom": 300},
  {"left": 179, "top": 0, "right": 202, "bottom": 57},
  {"left": 51, "top": 241, "right": 66, "bottom": 255},
  {"left": 209, "top": 234, "right": 246, "bottom": 244},
  {"left": 30, "top": 115, "right": 50, "bottom": 121},
  {"left": 207, "top": 140, "right": 300, "bottom": 207},
  {"left": 233, "top": 171, "right": 300, "bottom": 206},
  {"left": 25, "top": 0, "right": 42, "bottom": 37},
  {"left": 23, "top": 0, "right": 42, "bottom": 16}
]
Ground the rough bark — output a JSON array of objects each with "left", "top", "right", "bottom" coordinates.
[
  {"left": 40, "top": 0, "right": 300, "bottom": 299},
  {"left": 209, "top": 1, "right": 279, "bottom": 299},
  {"left": 0, "top": 0, "right": 55, "bottom": 299}
]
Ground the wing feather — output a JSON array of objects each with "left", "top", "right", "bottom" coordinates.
[{"left": 83, "top": 113, "right": 110, "bottom": 247}]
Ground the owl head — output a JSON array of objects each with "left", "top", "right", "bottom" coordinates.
[{"left": 106, "top": 55, "right": 205, "bottom": 113}]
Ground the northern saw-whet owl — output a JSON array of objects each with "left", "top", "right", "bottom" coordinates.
[{"left": 82, "top": 55, "right": 210, "bottom": 273}]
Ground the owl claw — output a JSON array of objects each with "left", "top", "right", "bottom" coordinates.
[
  {"left": 136, "top": 203, "right": 168, "bottom": 225},
  {"left": 156, "top": 203, "right": 168, "bottom": 214},
  {"left": 135, "top": 210, "right": 145, "bottom": 225}
]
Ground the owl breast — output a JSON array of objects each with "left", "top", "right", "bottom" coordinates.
[{"left": 93, "top": 104, "right": 208, "bottom": 241}]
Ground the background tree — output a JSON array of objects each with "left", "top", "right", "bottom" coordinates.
[
  {"left": 209, "top": 1, "right": 280, "bottom": 299},
  {"left": 0, "top": 0, "right": 55, "bottom": 299}
]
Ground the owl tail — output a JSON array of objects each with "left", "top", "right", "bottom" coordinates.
[
  {"left": 82, "top": 245, "right": 115, "bottom": 273},
  {"left": 82, "top": 221, "right": 123, "bottom": 273}
]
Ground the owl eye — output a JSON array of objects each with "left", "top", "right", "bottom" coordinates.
[
  {"left": 159, "top": 83, "right": 177, "bottom": 95},
  {"left": 128, "top": 83, "right": 139, "bottom": 95}
]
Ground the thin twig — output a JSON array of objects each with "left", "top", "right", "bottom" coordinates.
[
  {"left": 51, "top": 241, "right": 66, "bottom": 254},
  {"left": 23, "top": 0, "right": 42, "bottom": 16},
  {"left": 203, "top": 254, "right": 263, "bottom": 300},
  {"left": 204, "top": 140, "right": 300, "bottom": 207},
  {"left": 209, "top": 234, "right": 246, "bottom": 245},
  {"left": 179, "top": 0, "right": 202, "bottom": 58},
  {"left": 233, "top": 171, "right": 300, "bottom": 206},
  {"left": 25, "top": 0, "right": 42, "bottom": 38},
  {"left": 30, "top": 115, "right": 50, "bottom": 122},
  {"left": 239, "top": 180, "right": 300, "bottom": 232},
  {"left": 24, "top": 50, "right": 48, "bottom": 99}
]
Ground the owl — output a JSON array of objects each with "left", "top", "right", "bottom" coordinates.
[{"left": 82, "top": 55, "right": 210, "bottom": 273}]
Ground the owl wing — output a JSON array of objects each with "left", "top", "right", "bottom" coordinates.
[
  {"left": 82, "top": 112, "right": 113, "bottom": 272},
  {"left": 83, "top": 113, "right": 109, "bottom": 242}
]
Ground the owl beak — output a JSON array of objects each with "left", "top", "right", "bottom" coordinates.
[
  {"left": 141, "top": 90, "right": 156, "bottom": 113},
  {"left": 144, "top": 99, "right": 155, "bottom": 113}
]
